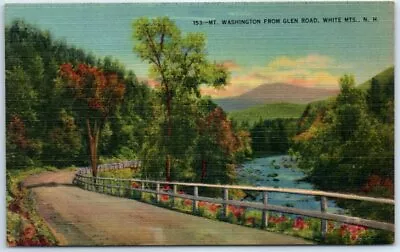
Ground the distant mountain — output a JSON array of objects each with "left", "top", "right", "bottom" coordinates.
[
  {"left": 214, "top": 83, "right": 339, "bottom": 111},
  {"left": 228, "top": 103, "right": 307, "bottom": 126}
]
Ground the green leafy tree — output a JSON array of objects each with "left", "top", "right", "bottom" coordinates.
[
  {"left": 133, "top": 17, "right": 228, "bottom": 181},
  {"left": 294, "top": 73, "right": 394, "bottom": 197},
  {"left": 6, "top": 20, "right": 149, "bottom": 169},
  {"left": 367, "top": 77, "right": 383, "bottom": 116},
  {"left": 46, "top": 110, "right": 82, "bottom": 166}
]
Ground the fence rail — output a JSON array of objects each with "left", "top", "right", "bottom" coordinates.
[
  {"left": 76, "top": 160, "right": 141, "bottom": 174},
  {"left": 74, "top": 161, "right": 395, "bottom": 236}
]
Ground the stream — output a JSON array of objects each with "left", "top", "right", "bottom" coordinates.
[{"left": 237, "top": 155, "right": 344, "bottom": 214}]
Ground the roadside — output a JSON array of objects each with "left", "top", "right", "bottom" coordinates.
[
  {"left": 21, "top": 169, "right": 312, "bottom": 246},
  {"left": 6, "top": 167, "right": 62, "bottom": 246}
]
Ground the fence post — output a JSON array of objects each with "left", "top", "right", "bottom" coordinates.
[
  {"left": 130, "top": 180, "right": 134, "bottom": 199},
  {"left": 261, "top": 191, "right": 269, "bottom": 229},
  {"left": 172, "top": 184, "right": 177, "bottom": 206},
  {"left": 156, "top": 183, "right": 160, "bottom": 203},
  {"left": 126, "top": 180, "right": 130, "bottom": 198},
  {"left": 141, "top": 182, "right": 145, "bottom": 200},
  {"left": 320, "top": 196, "right": 328, "bottom": 239},
  {"left": 119, "top": 180, "right": 123, "bottom": 197},
  {"left": 91, "top": 176, "right": 93, "bottom": 191},
  {"left": 193, "top": 186, "right": 199, "bottom": 214},
  {"left": 223, "top": 188, "right": 229, "bottom": 219},
  {"left": 106, "top": 179, "right": 109, "bottom": 194}
]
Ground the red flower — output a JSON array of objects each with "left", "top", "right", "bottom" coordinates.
[
  {"left": 184, "top": 199, "right": 192, "bottom": 206},
  {"left": 339, "top": 224, "right": 367, "bottom": 240},
  {"left": 278, "top": 216, "right": 287, "bottom": 222},
  {"left": 22, "top": 224, "right": 36, "bottom": 240},
  {"left": 269, "top": 215, "right": 287, "bottom": 224},
  {"left": 198, "top": 201, "right": 207, "bottom": 207},
  {"left": 208, "top": 204, "right": 220, "bottom": 213},
  {"left": 233, "top": 208, "right": 244, "bottom": 218},
  {"left": 162, "top": 185, "right": 171, "bottom": 191},
  {"left": 340, "top": 224, "right": 348, "bottom": 236},
  {"left": 131, "top": 182, "right": 140, "bottom": 188},
  {"left": 161, "top": 194, "right": 169, "bottom": 202},
  {"left": 246, "top": 217, "right": 255, "bottom": 225},
  {"left": 178, "top": 190, "right": 185, "bottom": 195},
  {"left": 351, "top": 233, "right": 358, "bottom": 241},
  {"left": 293, "top": 217, "right": 308, "bottom": 230}
]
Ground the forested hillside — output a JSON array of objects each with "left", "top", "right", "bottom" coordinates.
[
  {"left": 229, "top": 103, "right": 306, "bottom": 126},
  {"left": 5, "top": 19, "right": 250, "bottom": 186},
  {"left": 6, "top": 20, "right": 153, "bottom": 169},
  {"left": 292, "top": 68, "right": 394, "bottom": 198}
]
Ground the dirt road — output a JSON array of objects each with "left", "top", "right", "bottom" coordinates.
[{"left": 24, "top": 170, "right": 312, "bottom": 246}]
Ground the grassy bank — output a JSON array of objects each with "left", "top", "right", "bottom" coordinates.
[{"left": 6, "top": 167, "right": 62, "bottom": 246}]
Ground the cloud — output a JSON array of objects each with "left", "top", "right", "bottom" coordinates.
[
  {"left": 137, "top": 77, "right": 160, "bottom": 89},
  {"left": 202, "top": 54, "right": 343, "bottom": 98},
  {"left": 267, "top": 54, "right": 333, "bottom": 70},
  {"left": 220, "top": 60, "right": 241, "bottom": 71}
]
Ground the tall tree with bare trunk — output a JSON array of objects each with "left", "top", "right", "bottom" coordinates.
[
  {"left": 133, "top": 17, "right": 228, "bottom": 181},
  {"left": 59, "top": 63, "right": 125, "bottom": 177}
]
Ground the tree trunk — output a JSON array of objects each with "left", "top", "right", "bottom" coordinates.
[
  {"left": 87, "top": 119, "right": 99, "bottom": 177},
  {"left": 165, "top": 92, "right": 172, "bottom": 181},
  {"left": 166, "top": 155, "right": 171, "bottom": 181},
  {"left": 201, "top": 159, "right": 207, "bottom": 182}
]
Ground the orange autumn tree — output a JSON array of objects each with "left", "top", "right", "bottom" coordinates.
[
  {"left": 59, "top": 63, "right": 125, "bottom": 176},
  {"left": 197, "top": 107, "right": 251, "bottom": 183}
]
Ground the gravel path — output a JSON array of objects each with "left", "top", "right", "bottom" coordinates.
[{"left": 23, "top": 170, "right": 312, "bottom": 246}]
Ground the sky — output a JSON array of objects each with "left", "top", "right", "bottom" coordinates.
[{"left": 5, "top": 2, "right": 394, "bottom": 98}]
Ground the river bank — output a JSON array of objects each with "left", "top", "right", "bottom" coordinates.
[{"left": 236, "top": 155, "right": 344, "bottom": 214}]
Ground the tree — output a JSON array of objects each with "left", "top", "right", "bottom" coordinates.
[
  {"left": 367, "top": 77, "right": 383, "bottom": 116},
  {"left": 335, "top": 75, "right": 366, "bottom": 141},
  {"left": 133, "top": 17, "right": 228, "bottom": 181},
  {"left": 294, "top": 73, "right": 394, "bottom": 194},
  {"left": 46, "top": 109, "right": 82, "bottom": 167},
  {"left": 6, "top": 20, "right": 147, "bottom": 169},
  {"left": 59, "top": 63, "right": 125, "bottom": 176},
  {"left": 197, "top": 106, "right": 250, "bottom": 183}
]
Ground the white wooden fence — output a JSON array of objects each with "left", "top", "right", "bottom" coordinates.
[{"left": 74, "top": 161, "right": 395, "bottom": 237}]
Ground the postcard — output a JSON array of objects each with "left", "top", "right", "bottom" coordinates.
[{"left": 5, "top": 1, "right": 394, "bottom": 246}]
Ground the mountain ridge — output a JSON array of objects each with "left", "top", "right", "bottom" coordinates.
[{"left": 214, "top": 83, "right": 339, "bottom": 111}]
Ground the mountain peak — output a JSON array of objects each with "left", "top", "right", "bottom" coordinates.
[{"left": 214, "top": 83, "right": 339, "bottom": 111}]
